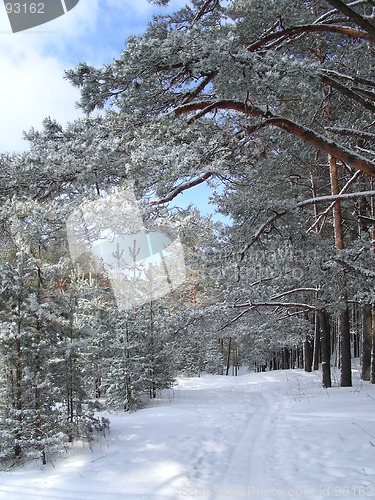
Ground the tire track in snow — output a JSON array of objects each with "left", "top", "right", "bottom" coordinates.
[
  {"left": 0, "top": 483, "right": 125, "bottom": 500},
  {"left": 211, "top": 390, "right": 277, "bottom": 499}
]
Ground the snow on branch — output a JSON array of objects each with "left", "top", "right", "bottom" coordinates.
[
  {"left": 238, "top": 211, "right": 287, "bottom": 261},
  {"left": 335, "top": 258, "right": 375, "bottom": 278},
  {"left": 325, "top": 128, "right": 375, "bottom": 142},
  {"left": 174, "top": 99, "right": 266, "bottom": 119},
  {"left": 298, "top": 189, "right": 375, "bottom": 208},
  {"left": 182, "top": 71, "right": 219, "bottom": 105},
  {"left": 220, "top": 295, "right": 316, "bottom": 329},
  {"left": 306, "top": 170, "right": 363, "bottom": 233},
  {"left": 321, "top": 69, "right": 375, "bottom": 88},
  {"left": 174, "top": 100, "right": 375, "bottom": 176},
  {"left": 313, "top": 0, "right": 370, "bottom": 25},
  {"left": 151, "top": 172, "right": 213, "bottom": 205},
  {"left": 247, "top": 24, "right": 373, "bottom": 52},
  {"left": 228, "top": 301, "right": 317, "bottom": 311},
  {"left": 321, "top": 75, "right": 375, "bottom": 114},
  {"left": 235, "top": 185, "right": 373, "bottom": 261},
  {"left": 324, "top": 0, "right": 375, "bottom": 39},
  {"left": 265, "top": 118, "right": 375, "bottom": 177},
  {"left": 219, "top": 308, "right": 252, "bottom": 331},
  {"left": 271, "top": 288, "right": 320, "bottom": 300},
  {"left": 192, "top": 0, "right": 219, "bottom": 25},
  {"left": 358, "top": 215, "right": 375, "bottom": 225}
]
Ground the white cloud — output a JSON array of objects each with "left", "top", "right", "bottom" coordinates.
[
  {"left": 0, "top": 0, "right": 188, "bottom": 153},
  {"left": 104, "top": 0, "right": 188, "bottom": 18},
  {"left": 105, "top": 0, "right": 156, "bottom": 17},
  {"left": 0, "top": 0, "right": 100, "bottom": 153},
  {"left": 0, "top": 49, "right": 82, "bottom": 153}
]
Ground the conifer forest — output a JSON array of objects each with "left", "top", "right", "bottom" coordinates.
[{"left": 0, "top": 0, "right": 374, "bottom": 472}]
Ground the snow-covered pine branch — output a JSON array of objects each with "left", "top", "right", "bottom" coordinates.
[
  {"left": 270, "top": 288, "right": 320, "bottom": 300},
  {"left": 175, "top": 101, "right": 375, "bottom": 176},
  {"left": 298, "top": 190, "right": 375, "bottom": 208},
  {"left": 247, "top": 24, "right": 372, "bottom": 53},
  {"left": 228, "top": 301, "right": 316, "bottom": 311}
]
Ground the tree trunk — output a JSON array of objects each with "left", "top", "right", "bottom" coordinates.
[
  {"left": 304, "top": 339, "right": 313, "bottom": 372},
  {"left": 36, "top": 259, "right": 46, "bottom": 464},
  {"left": 14, "top": 297, "right": 23, "bottom": 459},
  {"left": 67, "top": 296, "right": 75, "bottom": 443},
  {"left": 319, "top": 309, "right": 332, "bottom": 388},
  {"left": 371, "top": 306, "right": 375, "bottom": 384},
  {"left": 339, "top": 302, "right": 352, "bottom": 387},
  {"left": 15, "top": 337, "right": 22, "bottom": 459},
  {"left": 226, "top": 337, "right": 232, "bottom": 376},
  {"left": 313, "top": 312, "right": 321, "bottom": 370},
  {"left": 362, "top": 304, "right": 372, "bottom": 381},
  {"left": 329, "top": 155, "right": 352, "bottom": 387},
  {"left": 370, "top": 181, "right": 375, "bottom": 383}
]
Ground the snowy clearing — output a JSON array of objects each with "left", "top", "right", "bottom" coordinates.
[{"left": 1, "top": 366, "right": 375, "bottom": 499}]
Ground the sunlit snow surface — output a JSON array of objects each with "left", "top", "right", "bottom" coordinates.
[{"left": 1, "top": 365, "right": 374, "bottom": 499}]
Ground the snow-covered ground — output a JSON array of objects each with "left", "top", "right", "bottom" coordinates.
[{"left": 1, "top": 365, "right": 375, "bottom": 499}]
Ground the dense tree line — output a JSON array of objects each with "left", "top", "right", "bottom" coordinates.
[{"left": 0, "top": 0, "right": 374, "bottom": 465}]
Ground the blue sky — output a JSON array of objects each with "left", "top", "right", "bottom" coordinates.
[{"left": 0, "top": 0, "right": 222, "bottom": 219}]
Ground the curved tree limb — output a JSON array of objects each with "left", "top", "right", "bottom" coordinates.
[
  {"left": 305, "top": 170, "right": 363, "bottom": 233},
  {"left": 265, "top": 117, "right": 375, "bottom": 177},
  {"left": 174, "top": 100, "right": 375, "bottom": 176},
  {"left": 325, "top": 127, "right": 375, "bottom": 141},
  {"left": 247, "top": 24, "right": 373, "bottom": 52},
  {"left": 238, "top": 210, "right": 287, "bottom": 261},
  {"left": 228, "top": 301, "right": 317, "bottom": 311},
  {"left": 314, "top": 0, "right": 372, "bottom": 24},
  {"left": 271, "top": 288, "right": 320, "bottom": 300},
  {"left": 324, "top": 0, "right": 375, "bottom": 39},
  {"left": 234, "top": 189, "right": 374, "bottom": 260},
  {"left": 192, "top": 0, "right": 219, "bottom": 24},
  {"left": 321, "top": 74, "right": 375, "bottom": 113},
  {"left": 298, "top": 189, "right": 375, "bottom": 207},
  {"left": 151, "top": 172, "right": 213, "bottom": 205}
]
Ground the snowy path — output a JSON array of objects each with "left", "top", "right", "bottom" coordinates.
[{"left": 1, "top": 368, "right": 375, "bottom": 499}]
